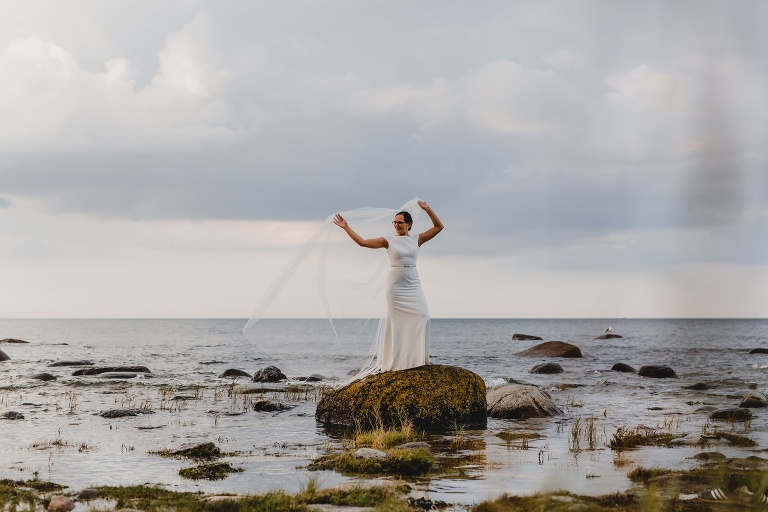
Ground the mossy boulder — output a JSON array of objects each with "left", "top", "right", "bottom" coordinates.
[{"left": 315, "top": 364, "right": 486, "bottom": 429}]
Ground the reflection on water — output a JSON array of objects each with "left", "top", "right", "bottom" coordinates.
[{"left": 1, "top": 318, "right": 767, "bottom": 505}]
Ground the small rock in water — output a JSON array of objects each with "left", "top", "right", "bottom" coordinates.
[
  {"left": 749, "top": 348, "right": 768, "bottom": 354},
  {"left": 295, "top": 374, "right": 325, "bottom": 382},
  {"left": 99, "top": 408, "right": 155, "bottom": 418},
  {"left": 709, "top": 408, "right": 752, "bottom": 422},
  {"left": 48, "top": 360, "right": 93, "bottom": 367},
  {"left": 171, "top": 395, "right": 201, "bottom": 401},
  {"left": 354, "top": 448, "right": 387, "bottom": 459},
  {"left": 638, "top": 365, "right": 678, "bottom": 378},
  {"left": 740, "top": 390, "right": 768, "bottom": 408},
  {"left": 30, "top": 372, "right": 57, "bottom": 381},
  {"left": 47, "top": 495, "right": 75, "bottom": 511},
  {"left": 595, "top": 333, "right": 623, "bottom": 339},
  {"left": 529, "top": 362, "right": 563, "bottom": 374},
  {"left": 0, "top": 338, "right": 29, "bottom": 343},
  {"left": 1, "top": 411, "right": 25, "bottom": 420},
  {"left": 0, "top": 349, "right": 10, "bottom": 361},
  {"left": 512, "top": 333, "right": 543, "bottom": 341},
  {"left": 251, "top": 399, "right": 292, "bottom": 412},
  {"left": 218, "top": 369, "right": 252, "bottom": 378},
  {"left": 252, "top": 365, "right": 287, "bottom": 383},
  {"left": 611, "top": 363, "right": 636, "bottom": 373}
]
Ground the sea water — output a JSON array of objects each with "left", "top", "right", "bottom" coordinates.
[{"left": 1, "top": 318, "right": 767, "bottom": 505}]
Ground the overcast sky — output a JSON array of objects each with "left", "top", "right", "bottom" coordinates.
[{"left": 0, "top": 1, "right": 766, "bottom": 319}]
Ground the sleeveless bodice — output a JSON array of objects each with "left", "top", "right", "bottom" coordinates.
[{"left": 386, "top": 235, "right": 418, "bottom": 266}]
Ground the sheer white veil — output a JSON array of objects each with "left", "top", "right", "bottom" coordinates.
[{"left": 243, "top": 197, "right": 425, "bottom": 383}]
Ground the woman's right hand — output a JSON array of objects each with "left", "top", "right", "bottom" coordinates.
[{"left": 333, "top": 214, "right": 348, "bottom": 229}]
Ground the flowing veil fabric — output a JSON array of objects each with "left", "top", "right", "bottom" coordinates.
[{"left": 243, "top": 198, "right": 424, "bottom": 383}]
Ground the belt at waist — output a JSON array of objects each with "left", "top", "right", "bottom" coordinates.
[{"left": 391, "top": 265, "right": 415, "bottom": 268}]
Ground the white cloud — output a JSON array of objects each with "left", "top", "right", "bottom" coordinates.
[
  {"left": 0, "top": 12, "right": 244, "bottom": 154},
  {"left": 606, "top": 64, "right": 681, "bottom": 111},
  {"left": 345, "top": 59, "right": 582, "bottom": 137}
]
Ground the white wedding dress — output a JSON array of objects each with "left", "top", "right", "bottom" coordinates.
[{"left": 379, "top": 234, "right": 430, "bottom": 371}]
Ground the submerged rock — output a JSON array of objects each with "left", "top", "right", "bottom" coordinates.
[
  {"left": 638, "top": 365, "right": 678, "bottom": 378},
  {"left": 740, "top": 391, "right": 768, "bottom": 408},
  {"left": 611, "top": 363, "right": 636, "bottom": 373},
  {"left": 709, "top": 408, "right": 753, "bottom": 422},
  {"left": 98, "top": 372, "right": 139, "bottom": 379},
  {"left": 0, "top": 338, "right": 28, "bottom": 343},
  {"left": 252, "top": 365, "right": 287, "bottom": 383},
  {"left": 73, "top": 366, "right": 151, "bottom": 376},
  {"left": 749, "top": 348, "right": 768, "bottom": 354},
  {"left": 530, "top": 362, "right": 564, "bottom": 374},
  {"left": 1, "top": 411, "right": 24, "bottom": 420},
  {"left": 30, "top": 372, "right": 57, "bottom": 381},
  {"left": 487, "top": 384, "right": 563, "bottom": 419},
  {"left": 682, "top": 382, "right": 712, "bottom": 390},
  {"left": 0, "top": 349, "right": 9, "bottom": 361},
  {"left": 512, "top": 334, "right": 543, "bottom": 341},
  {"left": 99, "top": 408, "right": 155, "bottom": 419},
  {"left": 316, "top": 364, "right": 487, "bottom": 429},
  {"left": 515, "top": 341, "right": 582, "bottom": 358},
  {"left": 250, "top": 399, "right": 293, "bottom": 412},
  {"left": 48, "top": 360, "right": 92, "bottom": 367},
  {"left": 595, "top": 333, "right": 623, "bottom": 340},
  {"left": 218, "top": 369, "right": 252, "bottom": 378}
]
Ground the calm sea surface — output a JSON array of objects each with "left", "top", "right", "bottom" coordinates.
[{"left": 1, "top": 318, "right": 767, "bottom": 506}]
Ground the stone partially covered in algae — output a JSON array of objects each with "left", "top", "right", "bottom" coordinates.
[{"left": 315, "top": 364, "right": 487, "bottom": 429}]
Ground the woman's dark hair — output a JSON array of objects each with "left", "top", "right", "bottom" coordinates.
[{"left": 396, "top": 211, "right": 413, "bottom": 231}]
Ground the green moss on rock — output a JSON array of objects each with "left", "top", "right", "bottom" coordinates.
[{"left": 315, "top": 364, "right": 487, "bottom": 429}]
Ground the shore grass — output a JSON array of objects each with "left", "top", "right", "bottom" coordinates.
[
  {"left": 307, "top": 447, "right": 433, "bottom": 476},
  {"left": 178, "top": 462, "right": 245, "bottom": 480},
  {"left": 0, "top": 481, "right": 412, "bottom": 512},
  {"left": 4, "top": 459, "right": 768, "bottom": 512}
]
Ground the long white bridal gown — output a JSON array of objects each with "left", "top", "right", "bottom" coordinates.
[{"left": 379, "top": 234, "right": 430, "bottom": 371}]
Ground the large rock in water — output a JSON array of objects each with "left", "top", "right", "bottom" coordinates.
[
  {"left": 638, "top": 365, "right": 678, "bottom": 378},
  {"left": 515, "top": 341, "right": 582, "bottom": 358},
  {"left": 740, "top": 391, "right": 768, "bottom": 408},
  {"left": 315, "top": 365, "right": 486, "bottom": 429},
  {"left": 487, "top": 384, "right": 563, "bottom": 419}
]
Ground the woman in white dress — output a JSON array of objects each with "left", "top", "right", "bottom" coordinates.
[{"left": 333, "top": 200, "right": 443, "bottom": 372}]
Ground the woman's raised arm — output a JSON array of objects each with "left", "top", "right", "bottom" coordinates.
[
  {"left": 333, "top": 214, "right": 388, "bottom": 249},
  {"left": 417, "top": 200, "right": 443, "bottom": 246}
]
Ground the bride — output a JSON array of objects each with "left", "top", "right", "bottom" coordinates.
[{"left": 333, "top": 200, "right": 443, "bottom": 372}]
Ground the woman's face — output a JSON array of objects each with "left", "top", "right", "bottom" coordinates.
[{"left": 392, "top": 214, "right": 410, "bottom": 235}]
